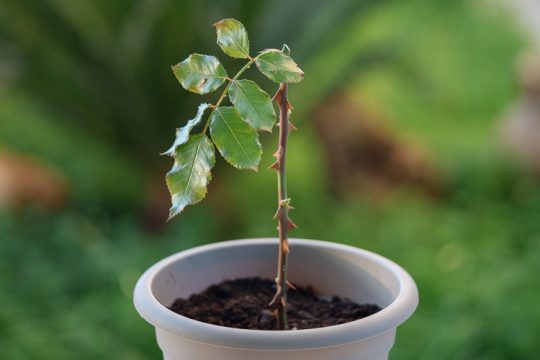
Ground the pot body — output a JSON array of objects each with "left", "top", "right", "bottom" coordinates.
[{"left": 134, "top": 239, "right": 418, "bottom": 360}]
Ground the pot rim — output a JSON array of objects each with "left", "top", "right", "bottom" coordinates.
[{"left": 133, "top": 238, "right": 418, "bottom": 350}]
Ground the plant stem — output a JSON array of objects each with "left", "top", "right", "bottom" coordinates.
[
  {"left": 192, "top": 58, "right": 255, "bottom": 164},
  {"left": 272, "top": 83, "right": 291, "bottom": 330},
  {"left": 200, "top": 58, "right": 255, "bottom": 134}
]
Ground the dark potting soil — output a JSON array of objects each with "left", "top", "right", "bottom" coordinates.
[{"left": 169, "top": 277, "right": 381, "bottom": 330}]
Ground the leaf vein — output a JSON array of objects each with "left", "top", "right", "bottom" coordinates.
[
  {"left": 216, "top": 109, "right": 251, "bottom": 163},
  {"left": 234, "top": 81, "right": 267, "bottom": 126}
]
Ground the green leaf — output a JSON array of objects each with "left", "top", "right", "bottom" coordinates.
[
  {"left": 210, "top": 106, "right": 262, "bottom": 170},
  {"left": 229, "top": 80, "right": 276, "bottom": 132},
  {"left": 162, "top": 103, "right": 210, "bottom": 157},
  {"left": 172, "top": 54, "right": 228, "bottom": 94},
  {"left": 255, "top": 49, "right": 304, "bottom": 83},
  {"left": 214, "top": 18, "right": 250, "bottom": 59},
  {"left": 166, "top": 134, "right": 215, "bottom": 219}
]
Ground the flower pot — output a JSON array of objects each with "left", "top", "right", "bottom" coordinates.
[{"left": 134, "top": 238, "right": 418, "bottom": 360}]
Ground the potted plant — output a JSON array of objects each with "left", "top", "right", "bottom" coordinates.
[{"left": 134, "top": 18, "right": 418, "bottom": 360}]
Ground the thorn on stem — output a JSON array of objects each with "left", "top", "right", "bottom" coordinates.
[
  {"left": 273, "top": 146, "right": 283, "bottom": 159},
  {"left": 279, "top": 198, "right": 291, "bottom": 207},
  {"left": 272, "top": 84, "right": 287, "bottom": 106},
  {"left": 269, "top": 284, "right": 282, "bottom": 306},
  {"left": 285, "top": 100, "right": 294, "bottom": 110},
  {"left": 273, "top": 207, "right": 282, "bottom": 220},
  {"left": 287, "top": 218, "right": 298, "bottom": 230},
  {"left": 269, "top": 160, "right": 280, "bottom": 170},
  {"left": 272, "top": 87, "right": 282, "bottom": 102}
]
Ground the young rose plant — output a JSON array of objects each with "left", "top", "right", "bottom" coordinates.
[{"left": 163, "top": 18, "right": 303, "bottom": 330}]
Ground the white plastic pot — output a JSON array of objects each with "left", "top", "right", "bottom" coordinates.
[{"left": 134, "top": 238, "right": 418, "bottom": 360}]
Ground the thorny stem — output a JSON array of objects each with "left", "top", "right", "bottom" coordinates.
[
  {"left": 194, "top": 54, "right": 296, "bottom": 330},
  {"left": 270, "top": 83, "right": 293, "bottom": 330}
]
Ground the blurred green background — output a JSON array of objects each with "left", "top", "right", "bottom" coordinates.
[{"left": 1, "top": 0, "right": 540, "bottom": 359}]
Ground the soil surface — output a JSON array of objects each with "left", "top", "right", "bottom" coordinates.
[{"left": 169, "top": 277, "right": 381, "bottom": 330}]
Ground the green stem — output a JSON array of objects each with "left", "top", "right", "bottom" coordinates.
[{"left": 200, "top": 58, "right": 255, "bottom": 134}]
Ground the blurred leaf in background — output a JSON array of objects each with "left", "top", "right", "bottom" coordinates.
[{"left": 1, "top": 0, "right": 539, "bottom": 359}]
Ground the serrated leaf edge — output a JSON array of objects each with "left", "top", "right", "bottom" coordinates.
[
  {"left": 210, "top": 107, "right": 262, "bottom": 171},
  {"left": 167, "top": 135, "right": 215, "bottom": 219},
  {"left": 229, "top": 80, "right": 275, "bottom": 132},
  {"left": 213, "top": 18, "right": 250, "bottom": 59},
  {"left": 255, "top": 49, "right": 304, "bottom": 82},
  {"left": 162, "top": 103, "right": 211, "bottom": 157},
  {"left": 172, "top": 54, "right": 228, "bottom": 94}
]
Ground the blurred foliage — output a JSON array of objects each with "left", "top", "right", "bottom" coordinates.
[
  {"left": 0, "top": 208, "right": 218, "bottom": 359},
  {"left": 0, "top": 0, "right": 524, "bottom": 210},
  {"left": 0, "top": 93, "right": 143, "bottom": 210},
  {"left": 1, "top": 0, "right": 539, "bottom": 359},
  {"left": 0, "top": 0, "right": 263, "bottom": 158},
  {"left": 348, "top": 1, "right": 523, "bottom": 163}
]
